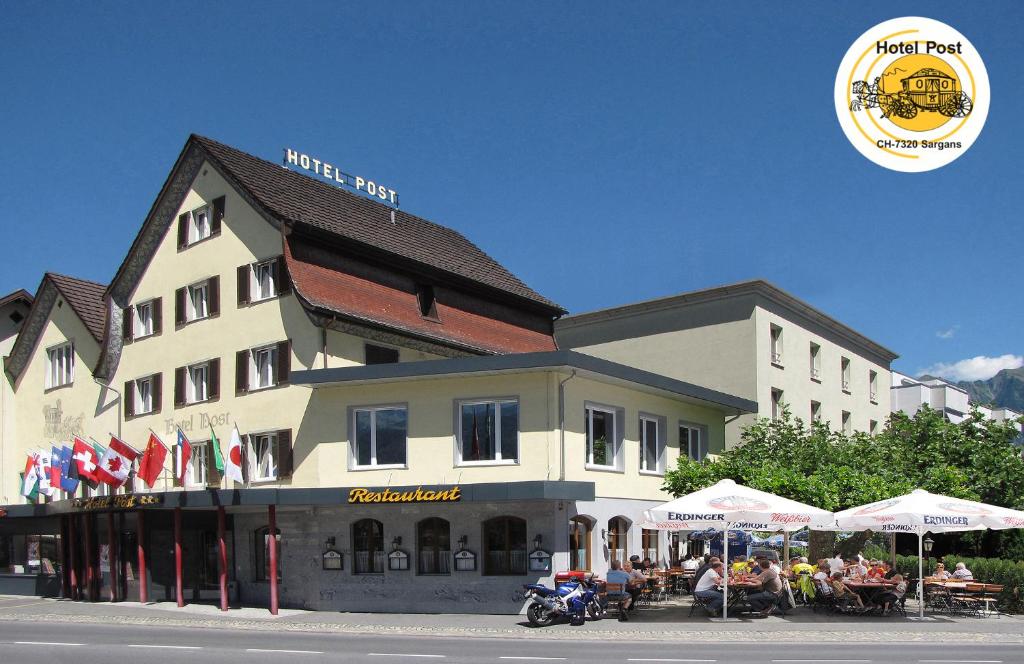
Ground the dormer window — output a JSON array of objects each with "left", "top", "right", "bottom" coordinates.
[
  {"left": 189, "top": 205, "right": 211, "bottom": 244},
  {"left": 177, "top": 196, "right": 225, "bottom": 249},
  {"left": 416, "top": 284, "right": 437, "bottom": 319}
]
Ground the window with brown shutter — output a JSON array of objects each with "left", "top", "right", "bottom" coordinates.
[
  {"left": 276, "top": 340, "right": 290, "bottom": 385},
  {"left": 123, "top": 380, "right": 134, "bottom": 419},
  {"left": 175, "top": 287, "right": 186, "bottom": 326},
  {"left": 174, "top": 367, "right": 186, "bottom": 407},
  {"left": 177, "top": 213, "right": 189, "bottom": 249},
  {"left": 276, "top": 429, "right": 292, "bottom": 479},
  {"left": 152, "top": 297, "right": 162, "bottom": 335},
  {"left": 151, "top": 373, "right": 162, "bottom": 415},
  {"left": 122, "top": 306, "right": 134, "bottom": 342},
  {"left": 237, "top": 265, "right": 250, "bottom": 305},
  {"left": 235, "top": 350, "right": 249, "bottom": 395},
  {"left": 208, "top": 357, "right": 220, "bottom": 401},
  {"left": 208, "top": 276, "right": 220, "bottom": 316},
  {"left": 211, "top": 196, "right": 225, "bottom": 236}
]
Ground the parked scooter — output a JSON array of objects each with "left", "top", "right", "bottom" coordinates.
[{"left": 523, "top": 575, "right": 603, "bottom": 626}]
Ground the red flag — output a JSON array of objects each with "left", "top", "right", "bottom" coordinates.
[
  {"left": 95, "top": 436, "right": 139, "bottom": 488},
  {"left": 72, "top": 436, "right": 98, "bottom": 481},
  {"left": 176, "top": 427, "right": 193, "bottom": 483},
  {"left": 137, "top": 433, "right": 168, "bottom": 488}
]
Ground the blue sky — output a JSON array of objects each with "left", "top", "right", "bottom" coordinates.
[{"left": 1, "top": 1, "right": 1020, "bottom": 380}]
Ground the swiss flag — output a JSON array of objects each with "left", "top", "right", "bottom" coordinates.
[
  {"left": 137, "top": 433, "right": 168, "bottom": 488},
  {"left": 72, "top": 436, "right": 99, "bottom": 482},
  {"left": 95, "top": 436, "right": 139, "bottom": 488}
]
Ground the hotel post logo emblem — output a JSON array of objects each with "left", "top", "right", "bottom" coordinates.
[{"left": 834, "top": 17, "right": 989, "bottom": 172}]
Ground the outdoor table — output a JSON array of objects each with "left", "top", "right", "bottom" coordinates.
[
  {"left": 844, "top": 579, "right": 897, "bottom": 606},
  {"left": 722, "top": 579, "right": 762, "bottom": 612}
]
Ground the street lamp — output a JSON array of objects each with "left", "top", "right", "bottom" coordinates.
[{"left": 923, "top": 535, "right": 934, "bottom": 572}]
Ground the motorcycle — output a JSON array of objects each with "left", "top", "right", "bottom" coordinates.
[{"left": 523, "top": 574, "right": 603, "bottom": 626}]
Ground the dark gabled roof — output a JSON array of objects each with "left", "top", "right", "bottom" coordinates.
[
  {"left": 46, "top": 273, "right": 107, "bottom": 342},
  {"left": 0, "top": 289, "right": 32, "bottom": 308},
  {"left": 191, "top": 135, "right": 563, "bottom": 313}
]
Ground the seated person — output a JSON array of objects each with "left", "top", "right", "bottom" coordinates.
[
  {"left": 605, "top": 560, "right": 634, "bottom": 621},
  {"left": 847, "top": 558, "right": 868, "bottom": 578},
  {"left": 867, "top": 560, "right": 886, "bottom": 579},
  {"left": 682, "top": 554, "right": 701, "bottom": 571},
  {"left": 641, "top": 557, "right": 655, "bottom": 573},
  {"left": 622, "top": 561, "right": 648, "bottom": 610},
  {"left": 882, "top": 561, "right": 898, "bottom": 580},
  {"left": 791, "top": 557, "right": 814, "bottom": 576},
  {"left": 932, "top": 563, "right": 950, "bottom": 580},
  {"left": 951, "top": 562, "right": 973, "bottom": 580},
  {"left": 693, "top": 556, "right": 719, "bottom": 586},
  {"left": 731, "top": 555, "right": 748, "bottom": 575},
  {"left": 830, "top": 572, "right": 865, "bottom": 609},
  {"left": 812, "top": 560, "right": 831, "bottom": 582},
  {"left": 693, "top": 561, "right": 725, "bottom": 616},
  {"left": 874, "top": 574, "right": 907, "bottom": 615},
  {"left": 747, "top": 557, "right": 785, "bottom": 615}
]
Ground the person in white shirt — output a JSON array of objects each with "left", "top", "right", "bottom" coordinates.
[
  {"left": 951, "top": 562, "right": 973, "bottom": 580},
  {"left": 693, "top": 561, "right": 725, "bottom": 615},
  {"left": 829, "top": 553, "right": 846, "bottom": 575},
  {"left": 682, "top": 554, "right": 701, "bottom": 571}
]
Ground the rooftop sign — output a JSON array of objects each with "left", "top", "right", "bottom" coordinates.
[{"left": 285, "top": 148, "right": 398, "bottom": 206}]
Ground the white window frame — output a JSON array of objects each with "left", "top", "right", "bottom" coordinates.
[
  {"left": 584, "top": 403, "right": 620, "bottom": 471},
  {"left": 187, "top": 281, "right": 209, "bottom": 322},
  {"left": 250, "top": 432, "right": 278, "bottom": 482},
  {"left": 455, "top": 398, "right": 519, "bottom": 466},
  {"left": 770, "top": 324, "right": 783, "bottom": 365},
  {"left": 250, "top": 345, "right": 277, "bottom": 391},
  {"left": 188, "top": 362, "right": 209, "bottom": 404},
  {"left": 811, "top": 401, "right": 822, "bottom": 423},
  {"left": 841, "top": 357, "right": 851, "bottom": 392},
  {"left": 135, "top": 376, "right": 154, "bottom": 415},
  {"left": 350, "top": 405, "right": 408, "bottom": 470},
  {"left": 869, "top": 370, "right": 878, "bottom": 403},
  {"left": 771, "top": 388, "right": 784, "bottom": 420},
  {"left": 251, "top": 259, "right": 277, "bottom": 302},
  {"left": 135, "top": 300, "right": 154, "bottom": 338},
  {"left": 842, "top": 411, "right": 852, "bottom": 434},
  {"left": 187, "top": 443, "right": 208, "bottom": 487},
  {"left": 639, "top": 414, "right": 664, "bottom": 475},
  {"left": 809, "top": 342, "right": 821, "bottom": 381},
  {"left": 869, "top": 420, "right": 879, "bottom": 435},
  {"left": 45, "top": 342, "right": 74, "bottom": 389},
  {"left": 681, "top": 423, "right": 704, "bottom": 461},
  {"left": 187, "top": 204, "right": 211, "bottom": 245}
]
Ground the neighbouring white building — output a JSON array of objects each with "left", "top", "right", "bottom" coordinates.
[{"left": 890, "top": 372, "right": 1023, "bottom": 436}]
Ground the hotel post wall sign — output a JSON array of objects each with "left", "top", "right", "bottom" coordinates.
[{"left": 835, "top": 17, "right": 989, "bottom": 172}]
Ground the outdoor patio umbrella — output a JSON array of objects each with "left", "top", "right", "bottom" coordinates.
[
  {"left": 642, "top": 479, "right": 835, "bottom": 619},
  {"left": 835, "top": 489, "right": 1024, "bottom": 619}
]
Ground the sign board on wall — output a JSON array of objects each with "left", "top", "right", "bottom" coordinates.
[{"left": 285, "top": 148, "right": 399, "bottom": 206}]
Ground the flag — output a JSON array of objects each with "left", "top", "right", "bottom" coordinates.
[
  {"left": 20, "top": 453, "right": 39, "bottom": 497},
  {"left": 95, "top": 436, "right": 139, "bottom": 488},
  {"left": 36, "top": 450, "right": 55, "bottom": 496},
  {"left": 73, "top": 436, "right": 99, "bottom": 482},
  {"left": 210, "top": 426, "right": 225, "bottom": 473},
  {"left": 59, "top": 445, "right": 79, "bottom": 493},
  {"left": 225, "top": 425, "right": 244, "bottom": 484},
  {"left": 49, "top": 446, "right": 62, "bottom": 487},
  {"left": 175, "top": 427, "right": 192, "bottom": 484},
  {"left": 137, "top": 432, "right": 168, "bottom": 488}
]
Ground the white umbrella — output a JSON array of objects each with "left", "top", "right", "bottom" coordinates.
[
  {"left": 642, "top": 479, "right": 835, "bottom": 619},
  {"left": 835, "top": 489, "right": 1024, "bottom": 619}
]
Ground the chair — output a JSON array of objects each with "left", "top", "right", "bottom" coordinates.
[
  {"left": 604, "top": 583, "right": 627, "bottom": 617},
  {"left": 689, "top": 591, "right": 713, "bottom": 617}
]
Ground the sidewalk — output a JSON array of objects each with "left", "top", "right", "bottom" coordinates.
[{"left": 1, "top": 595, "right": 1022, "bottom": 643}]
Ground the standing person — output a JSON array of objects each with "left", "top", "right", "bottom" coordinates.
[
  {"left": 605, "top": 560, "right": 634, "bottom": 621},
  {"left": 828, "top": 552, "right": 846, "bottom": 575},
  {"left": 747, "top": 557, "right": 784, "bottom": 616},
  {"left": 693, "top": 561, "right": 725, "bottom": 616}
]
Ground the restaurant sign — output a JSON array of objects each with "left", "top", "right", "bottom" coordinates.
[
  {"left": 285, "top": 148, "right": 399, "bottom": 206},
  {"left": 72, "top": 494, "right": 164, "bottom": 511},
  {"left": 347, "top": 486, "right": 461, "bottom": 504}
]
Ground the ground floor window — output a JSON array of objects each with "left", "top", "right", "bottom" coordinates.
[
  {"left": 607, "top": 516, "right": 628, "bottom": 564},
  {"left": 641, "top": 528, "right": 659, "bottom": 563},
  {"left": 253, "top": 526, "right": 281, "bottom": 582},
  {"left": 568, "top": 516, "right": 591, "bottom": 571},
  {"left": 482, "top": 516, "right": 526, "bottom": 575},
  {"left": 417, "top": 517, "right": 451, "bottom": 575},
  {"left": 353, "top": 518, "right": 385, "bottom": 574}
]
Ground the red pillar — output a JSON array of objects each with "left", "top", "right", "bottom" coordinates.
[
  {"left": 68, "top": 514, "right": 79, "bottom": 600},
  {"left": 137, "top": 511, "right": 148, "bottom": 604},
  {"left": 268, "top": 505, "right": 279, "bottom": 615},
  {"left": 217, "top": 506, "right": 228, "bottom": 611},
  {"left": 83, "top": 514, "right": 96, "bottom": 601},
  {"left": 107, "top": 511, "right": 118, "bottom": 602},
  {"left": 174, "top": 507, "right": 184, "bottom": 608}
]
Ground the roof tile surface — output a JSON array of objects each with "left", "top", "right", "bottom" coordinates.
[{"left": 46, "top": 273, "right": 107, "bottom": 341}]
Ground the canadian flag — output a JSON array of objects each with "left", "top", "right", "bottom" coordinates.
[
  {"left": 95, "top": 436, "right": 140, "bottom": 488},
  {"left": 72, "top": 436, "right": 99, "bottom": 482}
]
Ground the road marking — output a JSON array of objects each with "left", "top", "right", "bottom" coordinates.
[
  {"left": 919, "top": 661, "right": 1003, "bottom": 663},
  {"left": 628, "top": 660, "right": 717, "bottom": 663},
  {"left": 368, "top": 656, "right": 446, "bottom": 659},
  {"left": 771, "top": 661, "right": 871, "bottom": 663},
  {"left": 499, "top": 659, "right": 568, "bottom": 662},
  {"left": 15, "top": 641, "right": 83, "bottom": 646},
  {"left": 128, "top": 645, "right": 202, "bottom": 650},
  {"left": 247, "top": 649, "right": 324, "bottom": 654}
]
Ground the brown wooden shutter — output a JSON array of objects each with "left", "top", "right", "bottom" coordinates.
[
  {"left": 177, "top": 213, "right": 189, "bottom": 249},
  {"left": 275, "top": 256, "right": 292, "bottom": 296},
  {"left": 235, "top": 350, "right": 249, "bottom": 395},
  {"left": 123, "top": 380, "right": 134, "bottom": 419},
  {"left": 208, "top": 276, "right": 220, "bottom": 316},
  {"left": 237, "top": 265, "right": 250, "bottom": 305},
  {"left": 152, "top": 297, "right": 162, "bottom": 335},
  {"left": 175, "top": 287, "right": 186, "bottom": 326},
  {"left": 122, "top": 306, "right": 134, "bottom": 343},
  {"left": 276, "top": 340, "right": 291, "bottom": 386},
  {"left": 276, "top": 429, "right": 292, "bottom": 479},
  {"left": 151, "top": 373, "right": 162, "bottom": 415},
  {"left": 211, "top": 196, "right": 225, "bottom": 236},
  {"left": 207, "top": 441, "right": 222, "bottom": 487},
  {"left": 174, "top": 367, "right": 186, "bottom": 407},
  {"left": 208, "top": 358, "right": 220, "bottom": 401}
]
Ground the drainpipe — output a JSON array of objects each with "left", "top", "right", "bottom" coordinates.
[
  {"left": 557, "top": 370, "right": 577, "bottom": 481},
  {"left": 95, "top": 378, "right": 122, "bottom": 439}
]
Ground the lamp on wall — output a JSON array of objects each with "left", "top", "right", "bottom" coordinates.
[
  {"left": 601, "top": 528, "right": 607, "bottom": 541},
  {"left": 457, "top": 535, "right": 468, "bottom": 549},
  {"left": 392, "top": 536, "right": 402, "bottom": 552},
  {"left": 533, "top": 534, "right": 543, "bottom": 551}
]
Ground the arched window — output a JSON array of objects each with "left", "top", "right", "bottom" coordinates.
[
  {"left": 352, "top": 519, "right": 385, "bottom": 574},
  {"left": 417, "top": 518, "right": 451, "bottom": 575},
  {"left": 482, "top": 516, "right": 526, "bottom": 576},
  {"left": 568, "top": 517, "right": 592, "bottom": 571},
  {"left": 607, "top": 517, "right": 629, "bottom": 564},
  {"left": 254, "top": 526, "right": 281, "bottom": 582}
]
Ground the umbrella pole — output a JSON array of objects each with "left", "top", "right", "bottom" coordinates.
[
  {"left": 918, "top": 530, "right": 925, "bottom": 619},
  {"left": 722, "top": 522, "right": 729, "bottom": 620}
]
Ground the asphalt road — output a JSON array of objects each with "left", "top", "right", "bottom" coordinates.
[{"left": 0, "top": 622, "right": 1019, "bottom": 664}]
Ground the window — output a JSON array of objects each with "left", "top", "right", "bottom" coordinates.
[
  {"left": 135, "top": 376, "right": 154, "bottom": 415},
  {"left": 811, "top": 400, "right": 822, "bottom": 423},
  {"left": 607, "top": 517, "right": 629, "bottom": 564},
  {"left": 870, "top": 420, "right": 879, "bottom": 435},
  {"left": 639, "top": 415, "right": 663, "bottom": 473},
  {"left": 189, "top": 363, "right": 208, "bottom": 403},
  {"left": 417, "top": 518, "right": 450, "bottom": 575},
  {"left": 568, "top": 517, "right": 592, "bottom": 571},
  {"left": 365, "top": 344, "right": 400, "bottom": 365},
  {"left": 458, "top": 400, "right": 518, "bottom": 464},
  {"left": 176, "top": 198, "right": 224, "bottom": 249},
  {"left": 842, "top": 410, "right": 852, "bottom": 434},
  {"left": 45, "top": 342, "right": 74, "bottom": 389},
  {"left": 250, "top": 432, "right": 278, "bottom": 482},
  {"left": 175, "top": 277, "right": 219, "bottom": 326},
  {"left": 253, "top": 346, "right": 275, "bottom": 389},
  {"left": 585, "top": 405, "right": 619, "bottom": 469},
  {"left": 189, "top": 282, "right": 209, "bottom": 321},
  {"left": 236, "top": 341, "right": 290, "bottom": 393},
  {"left": 188, "top": 443, "right": 208, "bottom": 487},
  {"left": 869, "top": 370, "right": 878, "bottom": 403},
  {"left": 770, "top": 324, "right": 783, "bottom": 365},
  {"left": 482, "top": 516, "right": 526, "bottom": 576},
  {"left": 681, "top": 424, "right": 705, "bottom": 461},
  {"left": 252, "top": 260, "right": 276, "bottom": 302},
  {"left": 416, "top": 283, "right": 437, "bottom": 319},
  {"left": 771, "top": 388, "right": 784, "bottom": 420},
  {"left": 254, "top": 526, "right": 281, "bottom": 582},
  {"left": 809, "top": 343, "right": 821, "bottom": 380},
  {"left": 352, "top": 406, "right": 408, "bottom": 468},
  {"left": 175, "top": 359, "right": 219, "bottom": 406},
  {"left": 135, "top": 301, "right": 154, "bottom": 338},
  {"left": 353, "top": 519, "right": 385, "bottom": 574},
  {"left": 188, "top": 204, "right": 211, "bottom": 244},
  {"left": 126, "top": 373, "right": 163, "bottom": 418},
  {"left": 641, "top": 528, "right": 659, "bottom": 563},
  {"left": 841, "top": 357, "right": 851, "bottom": 392},
  {"left": 237, "top": 256, "right": 290, "bottom": 306}
]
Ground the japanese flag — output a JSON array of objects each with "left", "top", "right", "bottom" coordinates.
[
  {"left": 95, "top": 436, "right": 140, "bottom": 488},
  {"left": 225, "top": 425, "right": 244, "bottom": 484}
]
